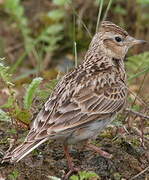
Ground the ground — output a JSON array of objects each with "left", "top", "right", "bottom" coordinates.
[{"left": 0, "top": 121, "right": 148, "bottom": 180}]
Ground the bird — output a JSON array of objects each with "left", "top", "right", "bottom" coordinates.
[{"left": 2, "top": 21, "right": 146, "bottom": 179}]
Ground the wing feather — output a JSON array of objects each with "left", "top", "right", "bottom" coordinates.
[
  {"left": 46, "top": 80, "right": 126, "bottom": 131},
  {"left": 27, "top": 73, "right": 127, "bottom": 141}
]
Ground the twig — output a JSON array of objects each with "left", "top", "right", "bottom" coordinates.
[
  {"left": 5, "top": 43, "right": 23, "bottom": 53},
  {"left": 0, "top": 149, "right": 4, "bottom": 156},
  {"left": 75, "top": 13, "right": 92, "bottom": 38},
  {"left": 124, "top": 108, "right": 149, "bottom": 148},
  {"left": 129, "top": 72, "right": 148, "bottom": 147},
  {"left": 43, "top": 52, "right": 52, "bottom": 70},
  {"left": 130, "top": 166, "right": 149, "bottom": 180},
  {"left": 69, "top": 2, "right": 92, "bottom": 38},
  {"left": 125, "top": 108, "right": 149, "bottom": 120},
  {"left": 77, "top": 0, "right": 91, "bottom": 27},
  {"left": 73, "top": 12, "right": 78, "bottom": 68},
  {"left": 127, "top": 87, "right": 148, "bottom": 109},
  {"left": 130, "top": 127, "right": 149, "bottom": 142},
  {"left": 74, "top": 42, "right": 78, "bottom": 68},
  {"left": 6, "top": 138, "right": 15, "bottom": 153},
  {"left": 103, "top": 0, "right": 113, "bottom": 21}
]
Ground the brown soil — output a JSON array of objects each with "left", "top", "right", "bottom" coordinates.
[{"left": 0, "top": 122, "right": 148, "bottom": 180}]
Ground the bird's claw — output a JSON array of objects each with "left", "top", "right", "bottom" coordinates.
[{"left": 63, "top": 167, "right": 80, "bottom": 180}]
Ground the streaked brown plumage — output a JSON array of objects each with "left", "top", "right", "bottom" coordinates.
[{"left": 2, "top": 21, "right": 146, "bottom": 178}]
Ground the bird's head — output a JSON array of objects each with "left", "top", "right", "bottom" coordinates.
[{"left": 90, "top": 21, "right": 146, "bottom": 59}]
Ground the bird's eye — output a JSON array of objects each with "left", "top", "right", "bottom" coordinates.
[{"left": 115, "top": 36, "right": 122, "bottom": 42}]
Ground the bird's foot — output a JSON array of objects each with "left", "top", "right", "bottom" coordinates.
[
  {"left": 86, "top": 143, "right": 112, "bottom": 159},
  {"left": 63, "top": 167, "right": 80, "bottom": 180},
  {"left": 63, "top": 145, "right": 80, "bottom": 179}
]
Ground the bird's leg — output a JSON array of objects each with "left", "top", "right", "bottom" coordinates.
[
  {"left": 86, "top": 143, "right": 112, "bottom": 159},
  {"left": 63, "top": 145, "right": 79, "bottom": 179}
]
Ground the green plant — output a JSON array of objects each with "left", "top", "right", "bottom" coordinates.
[
  {"left": 0, "top": 58, "right": 16, "bottom": 109},
  {"left": 0, "top": 59, "right": 31, "bottom": 124},
  {"left": 0, "top": 57, "right": 14, "bottom": 86},
  {"left": 0, "top": 58, "right": 58, "bottom": 126},
  {"left": 0, "top": 109, "right": 11, "bottom": 122},
  {"left": 4, "top": 0, "right": 33, "bottom": 53},
  {"left": 70, "top": 171, "right": 99, "bottom": 180},
  {"left": 3, "top": 0, "right": 69, "bottom": 73},
  {"left": 34, "top": 0, "right": 69, "bottom": 70},
  {"left": 8, "top": 170, "right": 20, "bottom": 180},
  {"left": 3, "top": 0, "right": 34, "bottom": 73},
  {"left": 24, "top": 77, "right": 43, "bottom": 110},
  {"left": 36, "top": 79, "right": 58, "bottom": 101},
  {"left": 126, "top": 52, "right": 149, "bottom": 81},
  {"left": 0, "top": 58, "right": 29, "bottom": 125}
]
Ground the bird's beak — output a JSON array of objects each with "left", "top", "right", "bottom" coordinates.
[
  {"left": 131, "top": 39, "right": 147, "bottom": 45},
  {"left": 127, "top": 36, "right": 147, "bottom": 47}
]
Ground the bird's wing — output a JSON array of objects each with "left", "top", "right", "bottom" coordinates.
[
  {"left": 26, "top": 73, "right": 127, "bottom": 140},
  {"left": 49, "top": 80, "right": 126, "bottom": 131}
]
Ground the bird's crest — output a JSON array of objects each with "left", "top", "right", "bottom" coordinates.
[{"left": 100, "top": 21, "right": 128, "bottom": 37}]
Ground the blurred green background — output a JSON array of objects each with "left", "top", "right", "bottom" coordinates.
[{"left": 0, "top": 0, "right": 148, "bottom": 126}]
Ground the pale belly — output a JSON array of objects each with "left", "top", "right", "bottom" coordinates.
[{"left": 65, "top": 115, "right": 116, "bottom": 145}]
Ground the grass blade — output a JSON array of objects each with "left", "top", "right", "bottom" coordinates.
[
  {"left": 24, "top": 77, "right": 43, "bottom": 109},
  {"left": 96, "top": 0, "right": 104, "bottom": 33}
]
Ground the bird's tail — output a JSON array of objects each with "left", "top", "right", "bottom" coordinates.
[{"left": 2, "top": 138, "right": 48, "bottom": 163}]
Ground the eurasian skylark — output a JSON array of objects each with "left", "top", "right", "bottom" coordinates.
[{"left": 2, "top": 21, "right": 146, "bottom": 178}]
